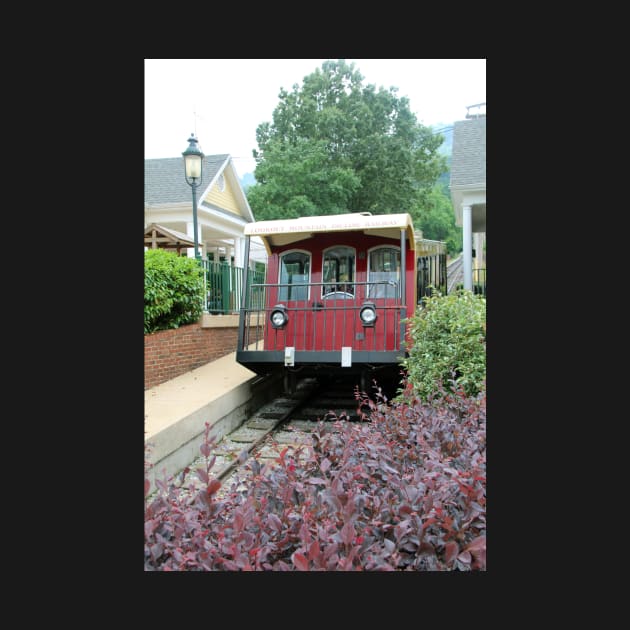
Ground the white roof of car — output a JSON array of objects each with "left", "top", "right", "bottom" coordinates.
[{"left": 245, "top": 212, "right": 417, "bottom": 253}]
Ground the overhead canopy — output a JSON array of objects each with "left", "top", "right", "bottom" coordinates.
[
  {"left": 144, "top": 223, "right": 196, "bottom": 253},
  {"left": 244, "top": 212, "right": 417, "bottom": 254},
  {"left": 416, "top": 239, "right": 446, "bottom": 256}
]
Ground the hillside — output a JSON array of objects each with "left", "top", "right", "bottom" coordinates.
[
  {"left": 432, "top": 122, "right": 453, "bottom": 157},
  {"left": 239, "top": 171, "right": 256, "bottom": 191}
]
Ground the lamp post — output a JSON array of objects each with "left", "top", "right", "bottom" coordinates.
[{"left": 182, "top": 133, "right": 205, "bottom": 260}]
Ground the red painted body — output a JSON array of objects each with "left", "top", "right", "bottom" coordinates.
[{"left": 262, "top": 232, "right": 416, "bottom": 353}]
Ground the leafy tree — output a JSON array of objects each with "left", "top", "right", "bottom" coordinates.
[
  {"left": 411, "top": 185, "right": 462, "bottom": 256},
  {"left": 247, "top": 60, "right": 446, "bottom": 220}
]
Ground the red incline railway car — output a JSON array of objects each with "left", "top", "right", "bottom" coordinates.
[{"left": 236, "top": 212, "right": 446, "bottom": 393}]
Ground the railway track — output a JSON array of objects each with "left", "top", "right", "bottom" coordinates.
[
  {"left": 169, "top": 375, "right": 374, "bottom": 500},
  {"left": 447, "top": 254, "right": 463, "bottom": 293}
]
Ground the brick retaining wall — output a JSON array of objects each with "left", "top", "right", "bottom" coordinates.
[{"left": 144, "top": 322, "right": 238, "bottom": 390}]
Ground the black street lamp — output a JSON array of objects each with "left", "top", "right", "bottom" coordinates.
[{"left": 182, "top": 133, "right": 205, "bottom": 260}]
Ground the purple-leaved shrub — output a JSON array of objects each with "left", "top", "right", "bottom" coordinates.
[{"left": 145, "top": 378, "right": 485, "bottom": 571}]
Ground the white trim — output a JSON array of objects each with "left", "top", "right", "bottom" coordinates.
[
  {"left": 278, "top": 249, "right": 312, "bottom": 302},
  {"left": 199, "top": 205, "right": 248, "bottom": 229},
  {"left": 322, "top": 245, "right": 357, "bottom": 298},
  {"left": 366, "top": 245, "right": 401, "bottom": 299},
  {"left": 224, "top": 156, "right": 255, "bottom": 222},
  {"left": 198, "top": 157, "right": 255, "bottom": 223},
  {"left": 196, "top": 156, "right": 230, "bottom": 205}
]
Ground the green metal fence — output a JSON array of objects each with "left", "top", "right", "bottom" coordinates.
[{"left": 202, "top": 260, "right": 265, "bottom": 314}]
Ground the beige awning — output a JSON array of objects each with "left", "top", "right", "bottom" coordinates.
[{"left": 244, "top": 212, "right": 416, "bottom": 254}]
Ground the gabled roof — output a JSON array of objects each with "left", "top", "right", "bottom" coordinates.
[
  {"left": 144, "top": 153, "right": 255, "bottom": 224},
  {"left": 144, "top": 154, "right": 230, "bottom": 205},
  {"left": 450, "top": 116, "right": 486, "bottom": 188},
  {"left": 144, "top": 223, "right": 196, "bottom": 249},
  {"left": 449, "top": 116, "right": 486, "bottom": 230}
]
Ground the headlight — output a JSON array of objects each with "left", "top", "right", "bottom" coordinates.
[
  {"left": 359, "top": 302, "right": 377, "bottom": 327},
  {"left": 270, "top": 305, "right": 288, "bottom": 329}
]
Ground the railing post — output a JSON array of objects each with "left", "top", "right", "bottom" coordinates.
[
  {"left": 399, "top": 228, "right": 407, "bottom": 353},
  {"left": 202, "top": 259, "right": 208, "bottom": 312},
  {"left": 237, "top": 236, "right": 251, "bottom": 351},
  {"left": 220, "top": 261, "right": 229, "bottom": 313}
]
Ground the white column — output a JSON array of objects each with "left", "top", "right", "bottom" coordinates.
[
  {"left": 476, "top": 233, "right": 485, "bottom": 269},
  {"left": 186, "top": 222, "right": 195, "bottom": 258},
  {"left": 463, "top": 205, "right": 472, "bottom": 291},
  {"left": 234, "top": 237, "right": 246, "bottom": 269}
]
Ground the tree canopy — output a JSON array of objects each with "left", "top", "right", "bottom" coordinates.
[
  {"left": 247, "top": 60, "right": 447, "bottom": 221},
  {"left": 414, "top": 186, "right": 462, "bottom": 256}
]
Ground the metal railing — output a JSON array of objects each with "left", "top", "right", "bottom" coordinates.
[
  {"left": 239, "top": 280, "right": 405, "bottom": 353},
  {"left": 202, "top": 260, "right": 265, "bottom": 314},
  {"left": 472, "top": 268, "right": 487, "bottom": 297},
  {"left": 418, "top": 253, "right": 448, "bottom": 299}
]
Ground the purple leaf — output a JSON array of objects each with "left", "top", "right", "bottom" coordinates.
[
  {"left": 144, "top": 519, "right": 157, "bottom": 537},
  {"left": 443, "top": 541, "right": 459, "bottom": 565},
  {"left": 340, "top": 521, "right": 356, "bottom": 546},
  {"left": 308, "top": 540, "right": 321, "bottom": 562},
  {"left": 394, "top": 519, "right": 411, "bottom": 542},
  {"left": 466, "top": 535, "right": 486, "bottom": 551},
  {"left": 292, "top": 552, "right": 309, "bottom": 571},
  {"left": 206, "top": 479, "right": 221, "bottom": 496},
  {"left": 196, "top": 467, "right": 209, "bottom": 484},
  {"left": 323, "top": 542, "right": 339, "bottom": 560},
  {"left": 150, "top": 543, "right": 163, "bottom": 560},
  {"left": 381, "top": 462, "right": 398, "bottom": 475},
  {"left": 322, "top": 491, "right": 342, "bottom": 511},
  {"left": 234, "top": 512, "right": 244, "bottom": 532},
  {"left": 267, "top": 513, "right": 282, "bottom": 532},
  {"left": 405, "top": 485, "right": 419, "bottom": 503},
  {"left": 465, "top": 536, "right": 486, "bottom": 569},
  {"left": 326, "top": 554, "right": 340, "bottom": 569}
]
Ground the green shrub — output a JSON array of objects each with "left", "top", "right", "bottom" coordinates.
[
  {"left": 402, "top": 289, "right": 486, "bottom": 400},
  {"left": 144, "top": 250, "right": 205, "bottom": 334}
]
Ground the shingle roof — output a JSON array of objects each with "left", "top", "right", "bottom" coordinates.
[
  {"left": 144, "top": 154, "right": 230, "bottom": 205},
  {"left": 450, "top": 117, "right": 486, "bottom": 187},
  {"left": 144, "top": 223, "right": 196, "bottom": 248}
]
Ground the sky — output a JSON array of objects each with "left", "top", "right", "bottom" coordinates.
[{"left": 145, "top": 58, "right": 486, "bottom": 178}]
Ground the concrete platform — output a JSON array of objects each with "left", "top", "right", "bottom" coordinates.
[{"left": 144, "top": 351, "right": 280, "bottom": 490}]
